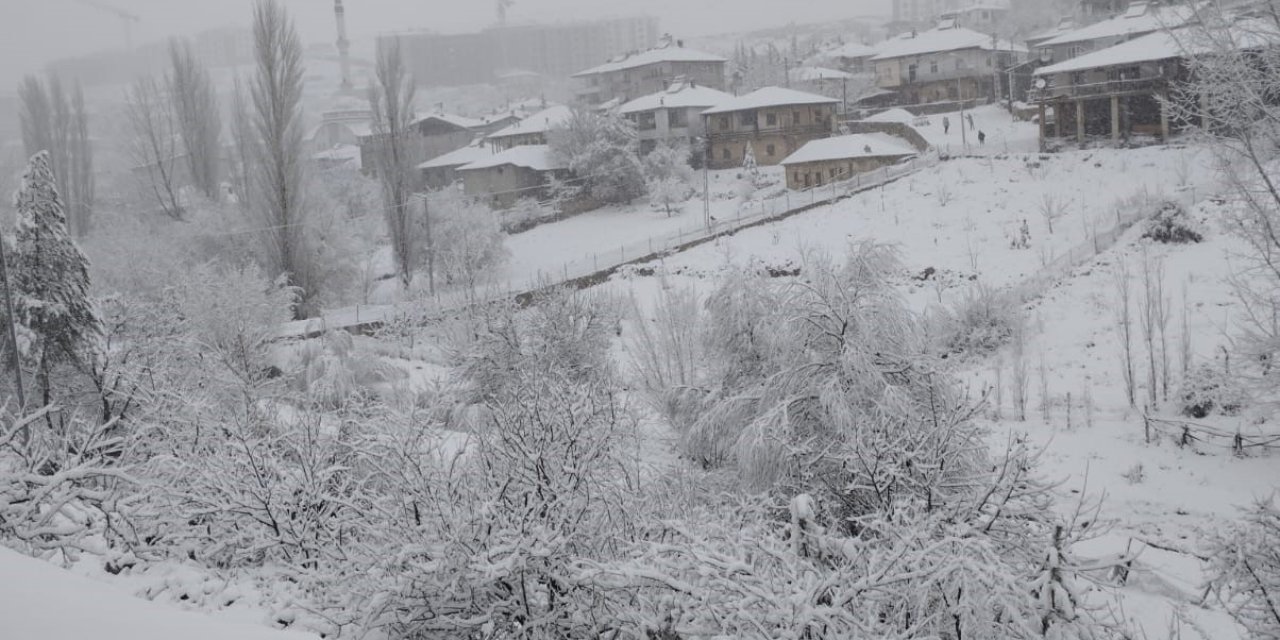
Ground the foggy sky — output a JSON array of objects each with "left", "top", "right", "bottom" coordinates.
[{"left": 1, "top": 0, "right": 889, "bottom": 92}]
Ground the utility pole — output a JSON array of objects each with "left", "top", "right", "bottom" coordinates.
[
  {"left": 0, "top": 238, "right": 27, "bottom": 415},
  {"left": 702, "top": 135, "right": 711, "bottom": 230}
]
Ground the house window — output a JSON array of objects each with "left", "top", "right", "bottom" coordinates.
[
  {"left": 766, "top": 144, "right": 776, "bottom": 156},
  {"left": 957, "top": 58, "right": 965, "bottom": 70},
  {"left": 722, "top": 148, "right": 731, "bottom": 160},
  {"left": 829, "top": 168, "right": 838, "bottom": 178},
  {"left": 638, "top": 112, "right": 657, "bottom": 131},
  {"left": 670, "top": 109, "right": 688, "bottom": 128},
  {"left": 766, "top": 112, "right": 778, "bottom": 126},
  {"left": 986, "top": 56, "right": 993, "bottom": 67},
  {"left": 794, "top": 172, "right": 801, "bottom": 184},
  {"left": 930, "top": 60, "right": 938, "bottom": 73},
  {"left": 739, "top": 111, "right": 756, "bottom": 126},
  {"left": 1072, "top": 71, "right": 1085, "bottom": 85},
  {"left": 908, "top": 64, "right": 918, "bottom": 83},
  {"left": 719, "top": 116, "right": 729, "bottom": 130}
]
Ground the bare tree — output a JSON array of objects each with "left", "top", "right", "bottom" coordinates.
[
  {"left": 18, "top": 75, "right": 94, "bottom": 237},
  {"left": 1038, "top": 193, "right": 1067, "bottom": 236},
  {"left": 228, "top": 77, "right": 256, "bottom": 208},
  {"left": 1112, "top": 257, "right": 1137, "bottom": 408},
  {"left": 168, "top": 38, "right": 223, "bottom": 201},
  {"left": 1137, "top": 249, "right": 1170, "bottom": 408},
  {"left": 368, "top": 36, "right": 423, "bottom": 290},
  {"left": 125, "top": 76, "right": 185, "bottom": 220},
  {"left": 248, "top": 0, "right": 310, "bottom": 316}
]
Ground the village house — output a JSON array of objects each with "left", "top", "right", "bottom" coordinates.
[
  {"left": 1030, "top": 18, "right": 1276, "bottom": 148},
  {"left": 701, "top": 87, "right": 839, "bottom": 170},
  {"left": 619, "top": 80, "right": 733, "bottom": 155},
  {"left": 781, "top": 132, "right": 919, "bottom": 189},
  {"left": 941, "top": 3, "right": 1010, "bottom": 33},
  {"left": 455, "top": 145, "right": 568, "bottom": 208},
  {"left": 788, "top": 66, "right": 859, "bottom": 104},
  {"left": 358, "top": 111, "right": 518, "bottom": 182},
  {"left": 572, "top": 38, "right": 728, "bottom": 105},
  {"left": 418, "top": 142, "right": 495, "bottom": 190},
  {"left": 1032, "top": 2, "right": 1196, "bottom": 66},
  {"left": 485, "top": 105, "right": 574, "bottom": 151},
  {"left": 871, "top": 25, "right": 1026, "bottom": 106},
  {"left": 826, "top": 42, "right": 880, "bottom": 74}
]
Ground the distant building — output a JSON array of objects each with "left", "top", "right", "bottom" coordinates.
[
  {"left": 485, "top": 105, "right": 574, "bottom": 151},
  {"left": 619, "top": 81, "right": 734, "bottom": 154},
  {"left": 788, "top": 67, "right": 859, "bottom": 103},
  {"left": 359, "top": 112, "right": 515, "bottom": 185},
  {"left": 309, "top": 108, "right": 374, "bottom": 152},
  {"left": 456, "top": 145, "right": 569, "bottom": 208},
  {"left": 870, "top": 25, "right": 1025, "bottom": 105},
  {"left": 781, "top": 132, "right": 919, "bottom": 189},
  {"left": 702, "top": 87, "right": 839, "bottom": 169},
  {"left": 571, "top": 38, "right": 727, "bottom": 105},
  {"left": 390, "top": 16, "right": 661, "bottom": 88},
  {"left": 826, "top": 42, "right": 880, "bottom": 74},
  {"left": 942, "top": 3, "right": 1011, "bottom": 32}
]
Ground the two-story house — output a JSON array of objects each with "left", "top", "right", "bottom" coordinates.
[
  {"left": 485, "top": 105, "right": 574, "bottom": 151},
  {"left": 572, "top": 40, "right": 728, "bottom": 105},
  {"left": 619, "top": 81, "right": 733, "bottom": 155},
  {"left": 871, "top": 25, "right": 1026, "bottom": 105},
  {"left": 1033, "top": 2, "right": 1196, "bottom": 67},
  {"left": 358, "top": 111, "right": 518, "bottom": 183},
  {"left": 701, "top": 87, "right": 839, "bottom": 169}
]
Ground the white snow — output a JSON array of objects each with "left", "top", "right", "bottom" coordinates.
[
  {"left": 781, "top": 132, "right": 918, "bottom": 165},
  {"left": 486, "top": 105, "right": 573, "bottom": 141},
  {"left": 788, "top": 66, "right": 854, "bottom": 82},
  {"left": 571, "top": 45, "right": 726, "bottom": 77},
  {"left": 861, "top": 107, "right": 917, "bottom": 124},
  {"left": 870, "top": 26, "right": 1026, "bottom": 61},
  {"left": 411, "top": 112, "right": 488, "bottom": 130},
  {"left": 826, "top": 42, "right": 879, "bottom": 60},
  {"left": 418, "top": 141, "right": 494, "bottom": 169},
  {"left": 456, "top": 144, "right": 565, "bottom": 172},
  {"left": 619, "top": 84, "right": 735, "bottom": 114},
  {"left": 0, "top": 547, "right": 317, "bottom": 640},
  {"left": 1036, "top": 18, "right": 1280, "bottom": 76},
  {"left": 701, "top": 87, "right": 839, "bottom": 115},
  {"left": 1036, "top": 3, "right": 1196, "bottom": 48}
]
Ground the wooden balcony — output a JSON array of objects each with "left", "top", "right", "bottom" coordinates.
[
  {"left": 1031, "top": 76, "right": 1168, "bottom": 103},
  {"left": 706, "top": 123, "right": 832, "bottom": 142}
]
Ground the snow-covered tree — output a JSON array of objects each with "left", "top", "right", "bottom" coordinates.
[
  {"left": 742, "top": 141, "right": 762, "bottom": 186},
  {"left": 368, "top": 36, "right": 422, "bottom": 290},
  {"left": 17, "top": 75, "right": 94, "bottom": 237},
  {"left": 7, "top": 151, "right": 99, "bottom": 401},
  {"left": 549, "top": 107, "right": 647, "bottom": 206},
  {"left": 167, "top": 38, "right": 222, "bottom": 202},
  {"left": 426, "top": 189, "right": 509, "bottom": 293},
  {"left": 644, "top": 142, "right": 694, "bottom": 216}
]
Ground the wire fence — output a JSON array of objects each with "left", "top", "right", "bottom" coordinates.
[
  {"left": 277, "top": 153, "right": 939, "bottom": 339},
  {"left": 1142, "top": 414, "right": 1280, "bottom": 455}
]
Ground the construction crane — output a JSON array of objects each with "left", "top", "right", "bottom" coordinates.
[
  {"left": 70, "top": 0, "right": 141, "bottom": 50},
  {"left": 496, "top": 0, "right": 515, "bottom": 27}
]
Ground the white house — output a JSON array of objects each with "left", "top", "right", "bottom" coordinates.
[
  {"left": 619, "top": 81, "right": 734, "bottom": 154},
  {"left": 871, "top": 25, "right": 1026, "bottom": 105}
]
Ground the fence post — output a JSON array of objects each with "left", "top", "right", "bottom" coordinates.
[
  {"left": 1234, "top": 432, "right": 1244, "bottom": 457},
  {"left": 1143, "top": 414, "right": 1151, "bottom": 444},
  {"left": 1180, "top": 425, "right": 1191, "bottom": 448}
]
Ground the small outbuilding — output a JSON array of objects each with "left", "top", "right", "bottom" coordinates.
[
  {"left": 456, "top": 144, "right": 568, "bottom": 208},
  {"left": 781, "top": 132, "right": 917, "bottom": 190}
]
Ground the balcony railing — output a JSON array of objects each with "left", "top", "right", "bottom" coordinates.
[
  {"left": 706, "top": 123, "right": 832, "bottom": 141},
  {"left": 1030, "top": 76, "right": 1167, "bottom": 102}
]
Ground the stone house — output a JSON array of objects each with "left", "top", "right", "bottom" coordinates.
[
  {"left": 781, "top": 132, "right": 919, "bottom": 190},
  {"left": 871, "top": 25, "right": 1025, "bottom": 106},
  {"left": 485, "top": 105, "right": 574, "bottom": 151},
  {"left": 418, "top": 142, "right": 495, "bottom": 190},
  {"left": 572, "top": 40, "right": 727, "bottom": 105},
  {"left": 701, "top": 87, "right": 840, "bottom": 170},
  {"left": 619, "top": 81, "right": 733, "bottom": 155},
  {"left": 456, "top": 145, "right": 569, "bottom": 208}
]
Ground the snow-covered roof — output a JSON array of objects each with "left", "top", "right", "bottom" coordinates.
[
  {"left": 1027, "top": 19, "right": 1076, "bottom": 44},
  {"left": 308, "top": 119, "right": 372, "bottom": 141},
  {"left": 456, "top": 144, "right": 566, "bottom": 172},
  {"left": 1036, "top": 3, "right": 1196, "bottom": 47},
  {"left": 486, "top": 105, "right": 573, "bottom": 140},
  {"left": 782, "top": 133, "right": 918, "bottom": 165},
  {"left": 871, "top": 26, "right": 1027, "bottom": 60},
  {"left": 829, "top": 42, "right": 879, "bottom": 59},
  {"left": 619, "top": 83, "right": 735, "bottom": 114},
  {"left": 312, "top": 144, "right": 361, "bottom": 163},
  {"left": 412, "top": 112, "right": 488, "bottom": 130},
  {"left": 862, "top": 108, "right": 917, "bottom": 123},
  {"left": 790, "top": 66, "right": 854, "bottom": 82},
  {"left": 572, "top": 45, "right": 726, "bottom": 77},
  {"left": 1035, "top": 19, "right": 1280, "bottom": 76},
  {"left": 701, "top": 87, "right": 839, "bottom": 115},
  {"left": 418, "top": 142, "right": 494, "bottom": 169}
]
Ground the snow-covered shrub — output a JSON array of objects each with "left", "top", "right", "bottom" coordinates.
[
  {"left": 1210, "top": 498, "right": 1280, "bottom": 639},
  {"left": 1177, "top": 362, "right": 1247, "bottom": 418},
  {"left": 644, "top": 142, "right": 694, "bottom": 217},
  {"left": 1142, "top": 200, "right": 1203, "bottom": 244},
  {"left": 549, "top": 107, "right": 647, "bottom": 206},
  {"left": 426, "top": 189, "right": 510, "bottom": 291},
  {"left": 624, "top": 283, "right": 705, "bottom": 423},
  {"left": 933, "top": 283, "right": 1020, "bottom": 358},
  {"left": 287, "top": 330, "right": 402, "bottom": 409}
]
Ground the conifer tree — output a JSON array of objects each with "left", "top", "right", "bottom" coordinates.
[{"left": 7, "top": 151, "right": 99, "bottom": 379}]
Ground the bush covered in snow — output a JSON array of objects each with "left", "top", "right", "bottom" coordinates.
[
  {"left": 1210, "top": 498, "right": 1280, "bottom": 639},
  {"left": 1177, "top": 362, "right": 1248, "bottom": 418},
  {"left": 1142, "top": 201, "right": 1203, "bottom": 244},
  {"left": 932, "top": 283, "right": 1021, "bottom": 359}
]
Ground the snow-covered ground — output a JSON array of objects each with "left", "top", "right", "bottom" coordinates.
[{"left": 0, "top": 548, "right": 317, "bottom": 640}]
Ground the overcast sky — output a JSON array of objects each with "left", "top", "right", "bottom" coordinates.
[{"left": 1, "top": 0, "right": 889, "bottom": 91}]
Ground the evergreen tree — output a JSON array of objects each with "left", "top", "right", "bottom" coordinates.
[{"left": 7, "top": 151, "right": 99, "bottom": 377}]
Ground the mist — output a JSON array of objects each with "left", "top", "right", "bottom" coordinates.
[{"left": 1, "top": 0, "right": 889, "bottom": 92}]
